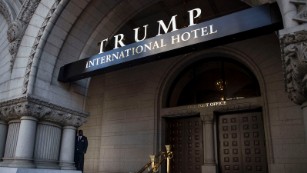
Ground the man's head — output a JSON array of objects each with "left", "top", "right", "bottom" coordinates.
[{"left": 78, "top": 130, "right": 83, "bottom": 136}]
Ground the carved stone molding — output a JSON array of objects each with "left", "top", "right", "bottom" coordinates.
[
  {"left": 0, "top": 0, "right": 13, "bottom": 24},
  {"left": 6, "top": 0, "right": 41, "bottom": 70},
  {"left": 0, "top": 96, "right": 88, "bottom": 127},
  {"left": 280, "top": 30, "right": 307, "bottom": 105},
  {"left": 214, "top": 102, "right": 260, "bottom": 113},
  {"left": 160, "top": 108, "right": 199, "bottom": 118},
  {"left": 22, "top": 0, "right": 62, "bottom": 94},
  {"left": 161, "top": 98, "right": 261, "bottom": 118},
  {"left": 17, "top": 0, "right": 40, "bottom": 24},
  {"left": 200, "top": 113, "right": 214, "bottom": 123},
  {"left": 291, "top": 0, "right": 307, "bottom": 23},
  {"left": 7, "top": 20, "right": 24, "bottom": 69}
]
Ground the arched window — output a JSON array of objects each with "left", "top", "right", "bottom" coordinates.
[{"left": 166, "top": 58, "right": 260, "bottom": 107}]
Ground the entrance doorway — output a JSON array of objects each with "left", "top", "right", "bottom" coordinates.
[
  {"left": 217, "top": 110, "right": 268, "bottom": 173},
  {"left": 165, "top": 116, "right": 203, "bottom": 173}
]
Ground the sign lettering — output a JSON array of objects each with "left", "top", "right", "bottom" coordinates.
[{"left": 58, "top": 3, "right": 282, "bottom": 82}]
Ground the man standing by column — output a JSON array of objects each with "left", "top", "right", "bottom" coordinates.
[{"left": 75, "top": 130, "right": 88, "bottom": 172}]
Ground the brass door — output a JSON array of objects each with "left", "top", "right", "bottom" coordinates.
[
  {"left": 166, "top": 116, "right": 203, "bottom": 173},
  {"left": 218, "top": 111, "right": 268, "bottom": 173}
]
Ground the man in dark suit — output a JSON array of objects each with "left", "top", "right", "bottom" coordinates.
[{"left": 75, "top": 130, "right": 88, "bottom": 172}]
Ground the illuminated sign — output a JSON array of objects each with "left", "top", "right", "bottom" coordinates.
[
  {"left": 187, "top": 101, "right": 227, "bottom": 109},
  {"left": 97, "top": 8, "right": 202, "bottom": 54},
  {"left": 58, "top": 3, "right": 282, "bottom": 82},
  {"left": 85, "top": 24, "right": 217, "bottom": 69}
]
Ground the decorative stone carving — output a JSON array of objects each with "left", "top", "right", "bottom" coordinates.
[
  {"left": 0, "top": 0, "right": 13, "bottom": 24},
  {"left": 291, "top": 0, "right": 307, "bottom": 23},
  {"left": 22, "top": 0, "right": 61, "bottom": 94},
  {"left": 7, "top": 21, "right": 24, "bottom": 68},
  {"left": 7, "top": 21, "right": 24, "bottom": 43},
  {"left": 5, "top": 0, "right": 41, "bottom": 70},
  {"left": 17, "top": 0, "right": 40, "bottom": 23},
  {"left": 0, "top": 96, "right": 88, "bottom": 127},
  {"left": 280, "top": 30, "right": 307, "bottom": 105}
]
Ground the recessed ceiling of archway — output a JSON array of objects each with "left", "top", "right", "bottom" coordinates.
[
  {"left": 105, "top": 0, "right": 250, "bottom": 50},
  {"left": 58, "top": 0, "right": 250, "bottom": 64}
]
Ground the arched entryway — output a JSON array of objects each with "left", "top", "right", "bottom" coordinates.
[
  {"left": 72, "top": 0, "right": 281, "bottom": 172},
  {"left": 160, "top": 55, "right": 269, "bottom": 173}
]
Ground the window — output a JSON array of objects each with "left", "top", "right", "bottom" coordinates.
[{"left": 166, "top": 58, "right": 260, "bottom": 107}]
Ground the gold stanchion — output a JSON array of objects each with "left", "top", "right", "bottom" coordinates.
[
  {"left": 148, "top": 145, "right": 173, "bottom": 173},
  {"left": 165, "top": 145, "right": 172, "bottom": 173},
  {"left": 149, "top": 154, "right": 158, "bottom": 172}
]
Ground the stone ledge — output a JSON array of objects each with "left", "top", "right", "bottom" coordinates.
[
  {"left": 0, "top": 167, "right": 81, "bottom": 173},
  {"left": 0, "top": 96, "right": 88, "bottom": 126}
]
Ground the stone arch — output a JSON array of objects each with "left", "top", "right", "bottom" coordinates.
[
  {"left": 30, "top": 0, "right": 160, "bottom": 113},
  {"left": 3, "top": 0, "right": 63, "bottom": 100},
  {"left": 155, "top": 33, "right": 283, "bottom": 165},
  {"left": 156, "top": 46, "right": 267, "bottom": 109},
  {"left": 0, "top": 0, "right": 18, "bottom": 25},
  {"left": 0, "top": 13, "right": 11, "bottom": 101},
  {"left": 28, "top": 0, "right": 287, "bottom": 113}
]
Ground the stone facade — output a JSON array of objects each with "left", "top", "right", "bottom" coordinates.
[
  {"left": 0, "top": 0, "right": 307, "bottom": 173},
  {"left": 0, "top": 96, "right": 87, "bottom": 171}
]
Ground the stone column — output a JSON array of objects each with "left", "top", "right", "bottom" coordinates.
[
  {"left": 201, "top": 113, "right": 216, "bottom": 173},
  {"left": 9, "top": 116, "right": 37, "bottom": 168},
  {"left": 1, "top": 120, "right": 20, "bottom": 166},
  {"left": 59, "top": 126, "right": 77, "bottom": 170},
  {"left": 0, "top": 96, "right": 87, "bottom": 171},
  {"left": 279, "top": 26, "right": 307, "bottom": 145},
  {"left": 34, "top": 121, "right": 62, "bottom": 169},
  {"left": 0, "top": 120, "right": 8, "bottom": 161},
  {"left": 301, "top": 103, "right": 307, "bottom": 143}
]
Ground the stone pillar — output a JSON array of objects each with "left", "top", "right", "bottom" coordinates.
[
  {"left": 201, "top": 113, "right": 216, "bottom": 173},
  {"left": 301, "top": 103, "right": 307, "bottom": 143},
  {"left": 0, "top": 121, "right": 8, "bottom": 161},
  {"left": 279, "top": 27, "right": 307, "bottom": 160},
  {"left": 34, "top": 121, "right": 62, "bottom": 169},
  {"left": 280, "top": 30, "right": 307, "bottom": 105},
  {"left": 1, "top": 120, "right": 20, "bottom": 166},
  {"left": 9, "top": 116, "right": 37, "bottom": 168},
  {"left": 0, "top": 96, "right": 87, "bottom": 172},
  {"left": 59, "top": 126, "right": 77, "bottom": 170}
]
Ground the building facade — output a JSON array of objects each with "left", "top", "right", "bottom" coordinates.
[{"left": 0, "top": 0, "right": 307, "bottom": 173}]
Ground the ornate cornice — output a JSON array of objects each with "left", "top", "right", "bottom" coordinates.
[
  {"left": 280, "top": 30, "right": 307, "bottom": 105},
  {"left": 0, "top": 96, "right": 88, "bottom": 127}
]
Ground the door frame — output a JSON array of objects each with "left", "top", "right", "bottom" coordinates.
[{"left": 159, "top": 97, "right": 273, "bottom": 173}]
